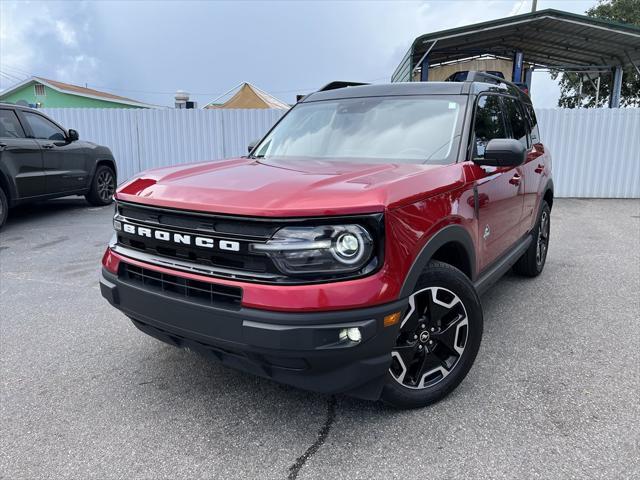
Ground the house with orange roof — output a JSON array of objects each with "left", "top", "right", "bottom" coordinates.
[{"left": 0, "top": 77, "right": 157, "bottom": 108}]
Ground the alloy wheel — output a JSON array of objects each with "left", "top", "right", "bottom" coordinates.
[
  {"left": 390, "top": 286, "right": 469, "bottom": 389},
  {"left": 97, "top": 170, "right": 116, "bottom": 202},
  {"left": 536, "top": 210, "right": 549, "bottom": 266}
]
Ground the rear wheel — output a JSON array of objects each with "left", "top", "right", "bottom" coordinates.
[
  {"left": 514, "top": 201, "right": 550, "bottom": 277},
  {"left": 0, "top": 187, "right": 7, "bottom": 228},
  {"left": 86, "top": 165, "right": 116, "bottom": 206},
  {"left": 381, "top": 261, "right": 483, "bottom": 409}
]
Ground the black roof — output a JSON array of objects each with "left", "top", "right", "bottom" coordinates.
[
  {"left": 302, "top": 82, "right": 465, "bottom": 102},
  {"left": 302, "top": 77, "right": 530, "bottom": 103},
  {"left": 393, "top": 9, "right": 640, "bottom": 81}
]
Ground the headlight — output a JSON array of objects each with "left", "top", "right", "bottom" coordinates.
[{"left": 251, "top": 224, "right": 374, "bottom": 275}]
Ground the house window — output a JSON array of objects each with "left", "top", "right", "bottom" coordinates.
[{"left": 34, "top": 84, "right": 46, "bottom": 96}]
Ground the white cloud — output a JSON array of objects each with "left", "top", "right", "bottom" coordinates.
[
  {"left": 55, "top": 20, "right": 78, "bottom": 47},
  {"left": 0, "top": 1, "right": 98, "bottom": 89}
]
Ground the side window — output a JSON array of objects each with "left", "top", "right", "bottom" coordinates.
[
  {"left": 0, "top": 110, "right": 26, "bottom": 139},
  {"left": 472, "top": 95, "right": 507, "bottom": 158},
  {"left": 502, "top": 97, "right": 529, "bottom": 148},
  {"left": 22, "top": 112, "right": 66, "bottom": 141},
  {"left": 524, "top": 103, "right": 540, "bottom": 144}
]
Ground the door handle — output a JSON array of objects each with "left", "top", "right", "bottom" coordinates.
[
  {"left": 509, "top": 173, "right": 522, "bottom": 186},
  {"left": 534, "top": 164, "right": 544, "bottom": 174},
  {"left": 42, "top": 143, "right": 55, "bottom": 149},
  {"left": 0, "top": 142, "right": 6, "bottom": 151}
]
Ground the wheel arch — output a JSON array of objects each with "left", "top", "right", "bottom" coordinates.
[
  {"left": 543, "top": 179, "right": 554, "bottom": 210},
  {"left": 92, "top": 158, "right": 118, "bottom": 183},
  {"left": 399, "top": 224, "right": 477, "bottom": 298}
]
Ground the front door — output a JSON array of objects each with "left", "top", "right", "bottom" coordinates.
[
  {"left": 20, "top": 111, "right": 90, "bottom": 194},
  {"left": 468, "top": 94, "right": 524, "bottom": 271},
  {"left": 0, "top": 108, "right": 44, "bottom": 199}
]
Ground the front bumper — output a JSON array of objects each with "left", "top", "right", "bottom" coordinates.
[{"left": 100, "top": 269, "right": 406, "bottom": 400}]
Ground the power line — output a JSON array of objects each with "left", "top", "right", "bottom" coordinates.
[
  {"left": 512, "top": 0, "right": 527, "bottom": 16},
  {"left": 0, "top": 70, "right": 24, "bottom": 83}
]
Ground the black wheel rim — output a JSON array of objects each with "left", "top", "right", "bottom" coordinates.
[
  {"left": 536, "top": 211, "right": 549, "bottom": 267},
  {"left": 390, "top": 287, "right": 469, "bottom": 389},
  {"left": 97, "top": 170, "right": 115, "bottom": 202}
]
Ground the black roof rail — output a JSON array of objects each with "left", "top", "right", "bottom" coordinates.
[
  {"left": 465, "top": 71, "right": 526, "bottom": 98},
  {"left": 317, "top": 81, "right": 370, "bottom": 92}
]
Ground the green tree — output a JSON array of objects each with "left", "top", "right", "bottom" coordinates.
[{"left": 552, "top": 0, "right": 640, "bottom": 108}]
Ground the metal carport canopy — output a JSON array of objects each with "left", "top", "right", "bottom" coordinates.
[{"left": 405, "top": 9, "right": 640, "bottom": 72}]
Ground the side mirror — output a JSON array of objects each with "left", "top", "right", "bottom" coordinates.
[
  {"left": 474, "top": 138, "right": 525, "bottom": 168},
  {"left": 247, "top": 139, "right": 258, "bottom": 155},
  {"left": 67, "top": 129, "right": 79, "bottom": 142}
]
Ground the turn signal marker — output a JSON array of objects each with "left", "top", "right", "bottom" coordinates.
[{"left": 383, "top": 312, "right": 401, "bottom": 327}]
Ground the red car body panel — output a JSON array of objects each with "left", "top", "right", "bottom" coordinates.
[{"left": 115, "top": 157, "right": 464, "bottom": 217}]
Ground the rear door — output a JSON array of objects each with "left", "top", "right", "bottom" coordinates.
[
  {"left": 0, "top": 108, "right": 45, "bottom": 199},
  {"left": 467, "top": 94, "right": 525, "bottom": 271},
  {"left": 502, "top": 96, "right": 540, "bottom": 234},
  {"left": 20, "top": 111, "right": 90, "bottom": 194},
  {"left": 520, "top": 102, "right": 546, "bottom": 232}
]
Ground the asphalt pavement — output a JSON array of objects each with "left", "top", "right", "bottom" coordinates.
[{"left": 1, "top": 198, "right": 638, "bottom": 480}]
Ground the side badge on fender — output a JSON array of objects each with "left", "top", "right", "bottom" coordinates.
[{"left": 483, "top": 225, "right": 491, "bottom": 240}]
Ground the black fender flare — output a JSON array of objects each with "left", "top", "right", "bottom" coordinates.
[
  {"left": 89, "top": 157, "right": 118, "bottom": 184},
  {"left": 543, "top": 178, "right": 554, "bottom": 207},
  {"left": 399, "top": 224, "right": 477, "bottom": 298}
]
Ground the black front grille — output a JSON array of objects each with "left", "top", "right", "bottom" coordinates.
[
  {"left": 114, "top": 201, "right": 384, "bottom": 284},
  {"left": 120, "top": 263, "right": 242, "bottom": 310},
  {"left": 118, "top": 202, "right": 280, "bottom": 239},
  {"left": 115, "top": 201, "right": 284, "bottom": 279}
]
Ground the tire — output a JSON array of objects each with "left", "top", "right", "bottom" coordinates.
[
  {"left": 85, "top": 165, "right": 116, "bottom": 206},
  {"left": 381, "top": 261, "right": 483, "bottom": 409},
  {"left": 0, "top": 187, "right": 7, "bottom": 229},
  {"left": 513, "top": 201, "right": 550, "bottom": 277}
]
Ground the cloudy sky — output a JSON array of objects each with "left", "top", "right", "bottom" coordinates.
[{"left": 0, "top": 0, "right": 595, "bottom": 107}]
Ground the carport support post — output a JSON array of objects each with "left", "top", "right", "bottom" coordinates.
[
  {"left": 525, "top": 68, "right": 533, "bottom": 90},
  {"left": 512, "top": 50, "right": 524, "bottom": 82},
  {"left": 609, "top": 66, "right": 623, "bottom": 108},
  {"left": 420, "top": 56, "right": 430, "bottom": 81}
]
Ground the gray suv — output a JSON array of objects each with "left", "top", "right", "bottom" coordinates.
[{"left": 0, "top": 103, "right": 117, "bottom": 227}]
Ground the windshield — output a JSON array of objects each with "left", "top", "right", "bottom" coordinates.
[{"left": 253, "top": 96, "right": 465, "bottom": 164}]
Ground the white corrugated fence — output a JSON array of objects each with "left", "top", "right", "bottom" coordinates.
[
  {"left": 41, "top": 107, "right": 639, "bottom": 198},
  {"left": 41, "top": 108, "right": 285, "bottom": 182},
  {"left": 535, "top": 108, "right": 639, "bottom": 198}
]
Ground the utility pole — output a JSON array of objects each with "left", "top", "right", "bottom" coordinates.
[{"left": 532, "top": 0, "right": 537, "bottom": 12}]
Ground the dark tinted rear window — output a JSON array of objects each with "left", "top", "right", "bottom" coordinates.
[
  {"left": 502, "top": 97, "right": 528, "bottom": 148},
  {"left": 0, "top": 110, "right": 25, "bottom": 138}
]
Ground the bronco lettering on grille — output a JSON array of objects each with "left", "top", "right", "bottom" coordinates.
[{"left": 121, "top": 223, "right": 240, "bottom": 251}]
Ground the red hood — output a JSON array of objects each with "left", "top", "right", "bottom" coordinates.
[{"left": 115, "top": 157, "right": 465, "bottom": 217}]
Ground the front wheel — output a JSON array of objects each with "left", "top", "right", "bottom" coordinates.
[
  {"left": 381, "top": 261, "right": 483, "bottom": 409},
  {"left": 85, "top": 165, "right": 116, "bottom": 206}
]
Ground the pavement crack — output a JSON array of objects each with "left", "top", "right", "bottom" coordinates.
[{"left": 287, "top": 396, "right": 337, "bottom": 480}]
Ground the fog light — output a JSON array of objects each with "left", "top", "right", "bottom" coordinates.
[{"left": 339, "top": 327, "right": 362, "bottom": 343}]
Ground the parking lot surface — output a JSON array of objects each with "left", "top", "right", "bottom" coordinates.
[{"left": 1, "top": 198, "right": 638, "bottom": 479}]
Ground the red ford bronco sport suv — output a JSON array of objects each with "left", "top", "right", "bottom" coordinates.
[{"left": 101, "top": 73, "right": 552, "bottom": 408}]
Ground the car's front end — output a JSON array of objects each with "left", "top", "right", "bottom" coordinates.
[
  {"left": 101, "top": 198, "right": 410, "bottom": 399},
  {"left": 100, "top": 83, "right": 475, "bottom": 401}
]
